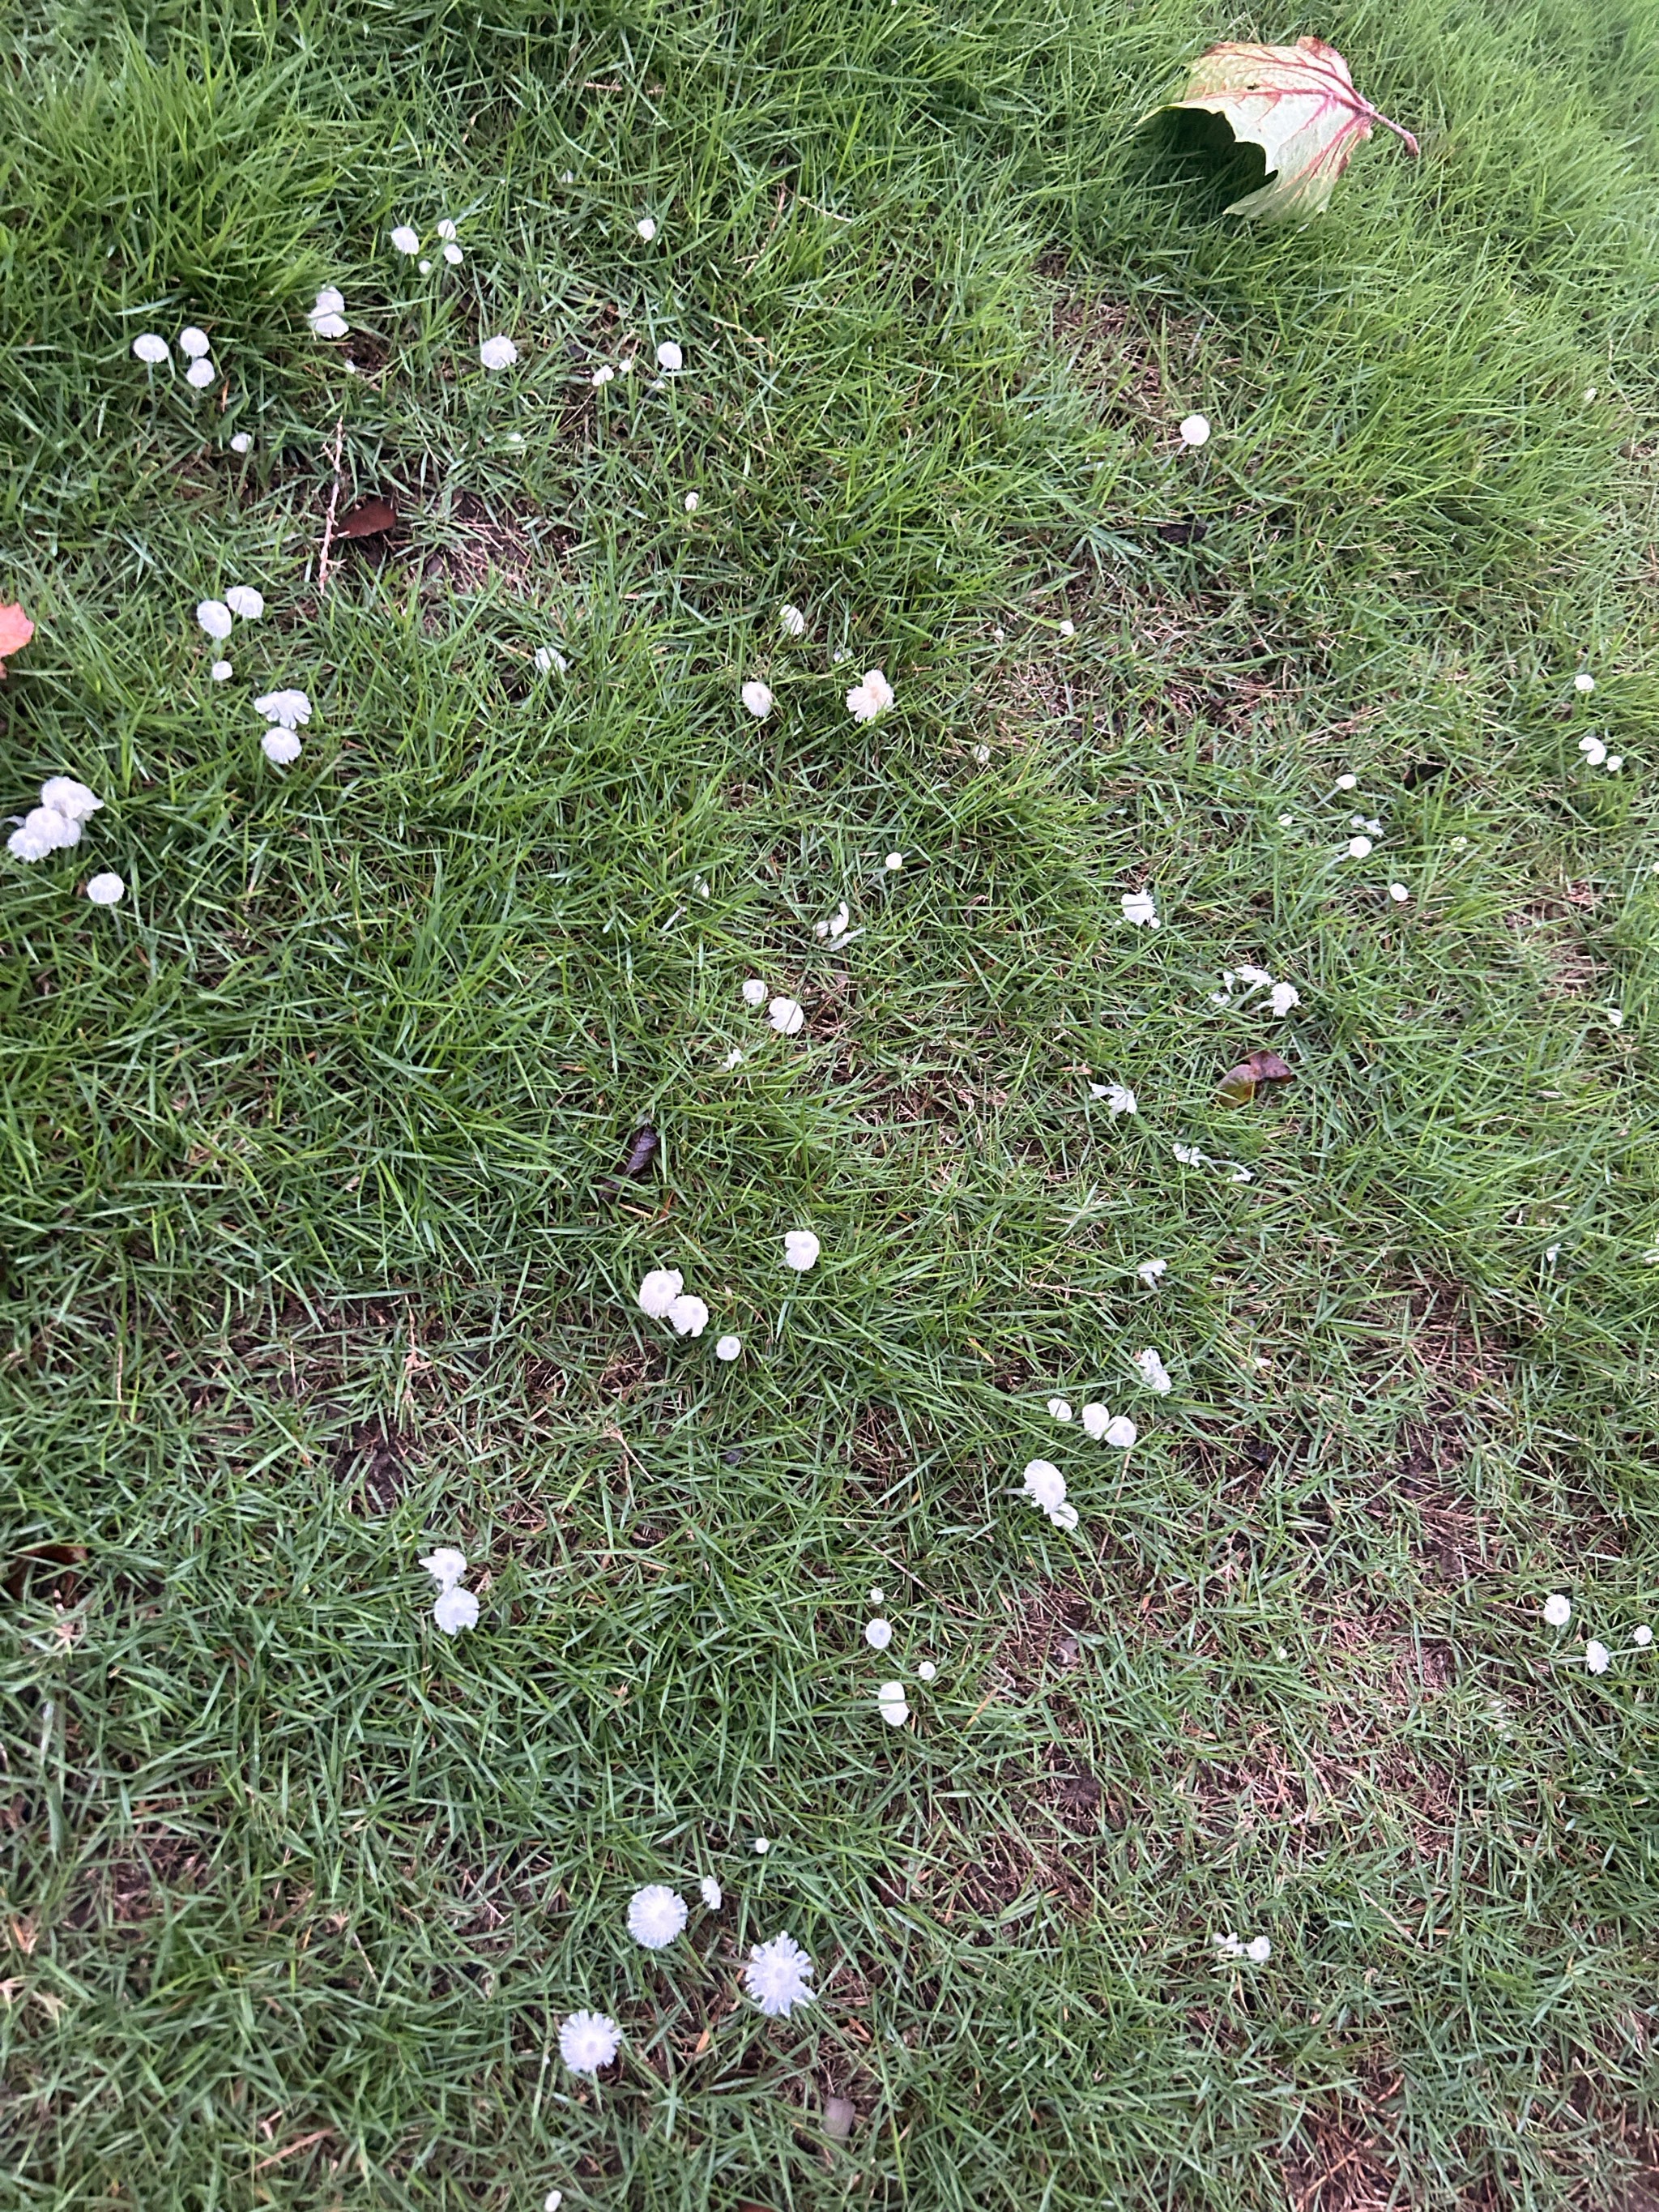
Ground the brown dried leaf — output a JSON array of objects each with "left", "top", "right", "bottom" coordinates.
[
  {"left": 1218, "top": 1048, "right": 1294, "bottom": 1104},
  {"left": 336, "top": 494, "right": 398, "bottom": 539}
]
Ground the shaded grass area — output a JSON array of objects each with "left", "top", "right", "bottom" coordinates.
[{"left": 4, "top": 0, "right": 1659, "bottom": 2206}]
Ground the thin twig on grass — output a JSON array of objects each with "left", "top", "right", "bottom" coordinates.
[{"left": 317, "top": 416, "right": 344, "bottom": 593}]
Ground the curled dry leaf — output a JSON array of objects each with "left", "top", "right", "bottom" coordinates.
[
  {"left": 1218, "top": 1048, "right": 1294, "bottom": 1105},
  {"left": 1148, "top": 38, "right": 1418, "bottom": 221},
  {"left": 616, "top": 1125, "right": 659, "bottom": 1179},
  {"left": 596, "top": 1123, "right": 659, "bottom": 1199},
  {"left": 0, "top": 602, "right": 36, "bottom": 674}
]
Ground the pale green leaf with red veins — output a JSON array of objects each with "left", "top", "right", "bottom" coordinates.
[{"left": 1147, "top": 38, "right": 1419, "bottom": 222}]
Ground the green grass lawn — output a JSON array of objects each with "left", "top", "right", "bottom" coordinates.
[{"left": 5, "top": 0, "right": 1659, "bottom": 2205}]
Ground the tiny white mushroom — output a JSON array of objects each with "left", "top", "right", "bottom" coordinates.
[
  {"left": 1132, "top": 1348, "right": 1172, "bottom": 1395},
  {"left": 844, "top": 668, "right": 894, "bottom": 723},
  {"left": 433, "top": 1585, "right": 480, "bottom": 1636},
  {"left": 637, "top": 1267, "right": 684, "bottom": 1319},
  {"left": 558, "top": 2011, "right": 621, "bottom": 2075},
  {"left": 39, "top": 779, "right": 101, "bottom": 823},
  {"left": 626, "top": 1885, "right": 688, "bottom": 1949}
]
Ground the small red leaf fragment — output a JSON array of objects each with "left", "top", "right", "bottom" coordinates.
[
  {"left": 0, "top": 602, "right": 35, "bottom": 674},
  {"left": 1218, "top": 1048, "right": 1294, "bottom": 1104},
  {"left": 336, "top": 494, "right": 399, "bottom": 538}
]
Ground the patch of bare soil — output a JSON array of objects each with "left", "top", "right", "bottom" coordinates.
[
  {"left": 1504, "top": 882, "right": 1607, "bottom": 1005},
  {"left": 1282, "top": 2074, "right": 1404, "bottom": 2212},
  {"left": 420, "top": 489, "right": 551, "bottom": 596},
  {"left": 1038, "top": 262, "right": 1202, "bottom": 430},
  {"left": 595, "top": 1337, "right": 670, "bottom": 1401},
  {"left": 922, "top": 1581, "right": 1120, "bottom": 1921},
  {"left": 848, "top": 1401, "right": 918, "bottom": 1483},
  {"left": 977, "top": 268, "right": 1315, "bottom": 758},
  {"left": 992, "top": 590, "right": 1319, "bottom": 760},
  {"left": 1358, "top": 1276, "right": 1518, "bottom": 1582},
  {"left": 62, "top": 1832, "right": 211, "bottom": 1931},
  {"left": 986, "top": 1559, "right": 1472, "bottom": 1881},
  {"left": 333, "top": 1419, "right": 416, "bottom": 1513}
]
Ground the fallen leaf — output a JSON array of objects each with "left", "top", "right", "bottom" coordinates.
[
  {"left": 616, "top": 1125, "right": 659, "bottom": 1179},
  {"left": 336, "top": 494, "right": 398, "bottom": 539},
  {"left": 0, "top": 602, "right": 35, "bottom": 675},
  {"left": 1147, "top": 39, "right": 1418, "bottom": 221},
  {"left": 595, "top": 1124, "right": 659, "bottom": 1200},
  {"left": 1218, "top": 1048, "right": 1294, "bottom": 1105},
  {"left": 4, "top": 1541, "right": 87, "bottom": 1602}
]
